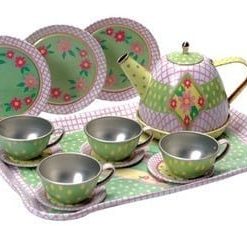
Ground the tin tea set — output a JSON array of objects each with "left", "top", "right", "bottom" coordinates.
[{"left": 0, "top": 17, "right": 247, "bottom": 219}]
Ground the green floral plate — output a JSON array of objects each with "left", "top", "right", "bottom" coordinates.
[
  {"left": 26, "top": 25, "right": 106, "bottom": 114},
  {"left": 0, "top": 36, "right": 51, "bottom": 118},
  {"left": 147, "top": 153, "right": 214, "bottom": 184},
  {"left": 86, "top": 17, "right": 160, "bottom": 101}
]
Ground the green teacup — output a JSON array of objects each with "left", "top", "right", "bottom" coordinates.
[
  {"left": 84, "top": 116, "right": 153, "bottom": 162},
  {"left": 159, "top": 131, "right": 230, "bottom": 179},
  {"left": 37, "top": 153, "right": 115, "bottom": 204},
  {"left": 0, "top": 116, "right": 64, "bottom": 160}
]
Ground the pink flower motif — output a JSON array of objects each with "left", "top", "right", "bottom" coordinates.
[
  {"left": 178, "top": 91, "right": 195, "bottom": 113},
  {"left": 15, "top": 56, "right": 26, "bottom": 68},
  {"left": 24, "top": 75, "right": 38, "bottom": 88},
  {"left": 169, "top": 99, "right": 177, "bottom": 109},
  {"left": 6, "top": 51, "right": 14, "bottom": 59},
  {"left": 198, "top": 96, "right": 205, "bottom": 107},
  {"left": 105, "top": 75, "right": 117, "bottom": 87},
  {"left": 183, "top": 78, "right": 192, "bottom": 88},
  {"left": 24, "top": 97, "right": 32, "bottom": 106},
  {"left": 76, "top": 78, "right": 85, "bottom": 91},
  {"left": 80, "top": 50, "right": 87, "bottom": 57},
  {"left": 131, "top": 42, "right": 143, "bottom": 54},
  {"left": 57, "top": 40, "right": 71, "bottom": 52},
  {"left": 11, "top": 98, "right": 22, "bottom": 111},
  {"left": 80, "top": 59, "right": 91, "bottom": 70},
  {"left": 114, "top": 31, "right": 125, "bottom": 42},
  {"left": 38, "top": 46, "right": 48, "bottom": 57},
  {"left": 183, "top": 115, "right": 190, "bottom": 126},
  {"left": 106, "top": 27, "right": 114, "bottom": 36},
  {"left": 63, "top": 93, "right": 71, "bottom": 102},
  {"left": 51, "top": 88, "right": 62, "bottom": 98}
]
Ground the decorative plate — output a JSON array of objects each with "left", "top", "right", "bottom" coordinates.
[
  {"left": 26, "top": 25, "right": 106, "bottom": 114},
  {"left": 0, "top": 36, "right": 51, "bottom": 118},
  {"left": 80, "top": 143, "right": 145, "bottom": 168},
  {"left": 86, "top": 17, "right": 160, "bottom": 101},
  {"left": 147, "top": 153, "right": 214, "bottom": 184},
  {"left": 35, "top": 186, "right": 106, "bottom": 212},
  {"left": 0, "top": 145, "right": 61, "bottom": 168}
]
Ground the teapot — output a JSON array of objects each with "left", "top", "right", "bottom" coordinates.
[{"left": 118, "top": 42, "right": 247, "bottom": 139}]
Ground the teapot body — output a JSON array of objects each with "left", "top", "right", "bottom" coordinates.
[{"left": 138, "top": 56, "right": 229, "bottom": 133}]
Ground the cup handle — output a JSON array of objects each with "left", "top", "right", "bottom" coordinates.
[
  {"left": 136, "top": 126, "right": 154, "bottom": 149},
  {"left": 215, "top": 139, "right": 230, "bottom": 162},
  {"left": 213, "top": 57, "right": 247, "bottom": 103},
  {"left": 97, "top": 163, "right": 115, "bottom": 187},
  {"left": 46, "top": 128, "right": 65, "bottom": 148}
]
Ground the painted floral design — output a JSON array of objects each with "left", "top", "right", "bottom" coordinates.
[
  {"left": 10, "top": 98, "right": 22, "bottom": 111},
  {"left": 35, "top": 35, "right": 96, "bottom": 105},
  {"left": 15, "top": 57, "right": 26, "bottom": 68},
  {"left": 24, "top": 96, "right": 33, "bottom": 105},
  {"left": 169, "top": 76, "right": 206, "bottom": 128},
  {"left": 95, "top": 26, "right": 149, "bottom": 91},
  {"left": 0, "top": 48, "right": 40, "bottom": 115},
  {"left": 51, "top": 88, "right": 62, "bottom": 98},
  {"left": 6, "top": 51, "right": 14, "bottom": 59}
]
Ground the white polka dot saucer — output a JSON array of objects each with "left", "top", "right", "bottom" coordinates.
[
  {"left": 147, "top": 153, "right": 214, "bottom": 184},
  {"left": 35, "top": 186, "right": 106, "bottom": 212},
  {"left": 0, "top": 145, "right": 61, "bottom": 168},
  {"left": 80, "top": 143, "right": 145, "bottom": 168}
]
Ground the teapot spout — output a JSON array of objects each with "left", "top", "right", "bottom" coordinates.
[{"left": 118, "top": 53, "right": 152, "bottom": 100}]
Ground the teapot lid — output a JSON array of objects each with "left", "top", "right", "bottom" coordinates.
[{"left": 167, "top": 42, "right": 204, "bottom": 65}]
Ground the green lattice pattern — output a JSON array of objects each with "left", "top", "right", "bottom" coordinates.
[
  {"left": 142, "top": 77, "right": 227, "bottom": 112},
  {"left": 19, "top": 129, "right": 247, "bottom": 202}
]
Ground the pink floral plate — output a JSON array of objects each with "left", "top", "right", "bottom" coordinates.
[
  {"left": 0, "top": 36, "right": 51, "bottom": 118},
  {"left": 147, "top": 153, "right": 214, "bottom": 184},
  {"left": 35, "top": 186, "right": 106, "bottom": 212},
  {"left": 26, "top": 25, "right": 106, "bottom": 114},
  {"left": 85, "top": 17, "right": 160, "bottom": 101},
  {"left": 80, "top": 143, "right": 145, "bottom": 168}
]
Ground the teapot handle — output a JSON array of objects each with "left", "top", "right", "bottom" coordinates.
[{"left": 213, "top": 57, "right": 247, "bottom": 103}]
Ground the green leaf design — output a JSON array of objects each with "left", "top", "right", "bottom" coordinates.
[
  {"left": 129, "top": 52, "right": 134, "bottom": 56},
  {"left": 140, "top": 59, "right": 145, "bottom": 65},
  {"left": 48, "top": 50, "right": 54, "bottom": 54},
  {"left": 31, "top": 93, "right": 36, "bottom": 98},
  {"left": 100, "top": 40, "right": 106, "bottom": 43},
  {"left": 70, "top": 87, "right": 76, "bottom": 90},
  {"left": 46, "top": 44, "right": 52, "bottom": 49},
  {"left": 101, "top": 45, "right": 108, "bottom": 50},
  {"left": 24, "top": 87, "right": 29, "bottom": 92},
  {"left": 120, "top": 74, "right": 128, "bottom": 83},
  {"left": 109, "top": 68, "right": 113, "bottom": 75},
  {"left": 84, "top": 71, "right": 88, "bottom": 76},
  {"left": 5, "top": 106, "right": 11, "bottom": 112},
  {"left": 126, "top": 36, "right": 132, "bottom": 40},
  {"left": 80, "top": 70, "right": 89, "bottom": 76},
  {"left": 190, "top": 106, "right": 199, "bottom": 120},
  {"left": 71, "top": 95, "right": 77, "bottom": 98},
  {"left": 62, "top": 52, "right": 66, "bottom": 59},
  {"left": 0, "top": 59, "right": 5, "bottom": 64},
  {"left": 68, "top": 50, "right": 75, "bottom": 57},
  {"left": 4, "top": 103, "right": 10, "bottom": 107},
  {"left": 23, "top": 67, "right": 30, "bottom": 72},
  {"left": 17, "top": 82, "right": 25, "bottom": 87},
  {"left": 80, "top": 70, "right": 84, "bottom": 76},
  {"left": 133, "top": 54, "right": 138, "bottom": 60},
  {"left": 175, "top": 86, "right": 185, "bottom": 96},
  {"left": 76, "top": 47, "right": 81, "bottom": 51},
  {"left": 0, "top": 53, "right": 6, "bottom": 57},
  {"left": 125, "top": 39, "right": 130, "bottom": 44},
  {"left": 68, "top": 80, "right": 76, "bottom": 84},
  {"left": 100, "top": 31, "right": 105, "bottom": 34}
]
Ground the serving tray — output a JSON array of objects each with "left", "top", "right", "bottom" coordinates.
[{"left": 1, "top": 100, "right": 247, "bottom": 220}]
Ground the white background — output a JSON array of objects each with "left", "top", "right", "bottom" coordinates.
[{"left": 1, "top": 0, "right": 247, "bottom": 225}]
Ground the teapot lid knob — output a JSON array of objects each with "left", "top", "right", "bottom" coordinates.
[
  {"left": 166, "top": 42, "right": 204, "bottom": 65},
  {"left": 182, "top": 41, "right": 189, "bottom": 54}
]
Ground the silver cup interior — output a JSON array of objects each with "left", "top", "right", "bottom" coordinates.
[
  {"left": 85, "top": 117, "right": 142, "bottom": 142},
  {"left": 0, "top": 116, "right": 52, "bottom": 140},
  {"left": 38, "top": 154, "right": 101, "bottom": 184},
  {"left": 160, "top": 132, "right": 218, "bottom": 160}
]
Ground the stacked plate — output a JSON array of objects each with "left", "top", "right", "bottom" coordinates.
[{"left": 0, "top": 17, "right": 160, "bottom": 117}]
